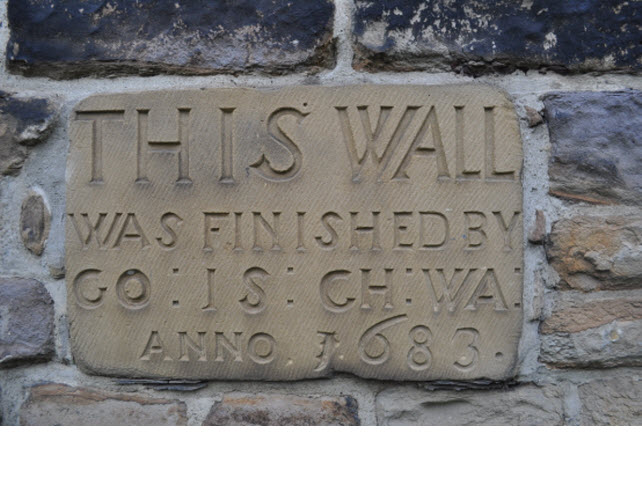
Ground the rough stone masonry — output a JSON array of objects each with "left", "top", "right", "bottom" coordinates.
[{"left": 0, "top": 0, "right": 640, "bottom": 426}]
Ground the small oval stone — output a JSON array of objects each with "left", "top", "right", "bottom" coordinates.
[{"left": 20, "top": 191, "right": 50, "bottom": 256}]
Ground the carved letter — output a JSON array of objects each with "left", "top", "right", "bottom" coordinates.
[
  {"left": 320, "top": 270, "right": 355, "bottom": 313},
  {"left": 314, "top": 331, "right": 339, "bottom": 372},
  {"left": 251, "top": 108, "right": 307, "bottom": 181},
  {"left": 214, "top": 332, "right": 243, "bottom": 362},
  {"left": 113, "top": 213, "right": 150, "bottom": 249},
  {"left": 360, "top": 268, "right": 394, "bottom": 310},
  {"left": 73, "top": 269, "right": 106, "bottom": 309},
  {"left": 493, "top": 211, "right": 520, "bottom": 252},
  {"left": 336, "top": 105, "right": 419, "bottom": 182},
  {"left": 393, "top": 211, "right": 414, "bottom": 250},
  {"left": 485, "top": 106, "right": 515, "bottom": 180},
  {"left": 219, "top": 108, "right": 235, "bottom": 183},
  {"left": 423, "top": 268, "right": 476, "bottom": 314},
  {"left": 465, "top": 268, "right": 508, "bottom": 311},
  {"left": 464, "top": 211, "right": 487, "bottom": 250},
  {"left": 116, "top": 269, "right": 151, "bottom": 309},
  {"left": 393, "top": 106, "right": 449, "bottom": 180},
  {"left": 75, "top": 110, "right": 125, "bottom": 184},
  {"left": 455, "top": 105, "right": 480, "bottom": 179},
  {"left": 156, "top": 212, "right": 183, "bottom": 249},
  {"left": 239, "top": 267, "right": 269, "bottom": 314},
  {"left": 315, "top": 212, "right": 342, "bottom": 250},
  {"left": 419, "top": 211, "right": 449, "bottom": 249},
  {"left": 247, "top": 333, "right": 276, "bottom": 364},
  {"left": 178, "top": 332, "right": 207, "bottom": 362},
  {"left": 140, "top": 331, "right": 172, "bottom": 361},
  {"left": 350, "top": 211, "right": 381, "bottom": 251},
  {"left": 203, "top": 212, "right": 229, "bottom": 252},
  {"left": 137, "top": 108, "right": 191, "bottom": 185},
  {"left": 252, "top": 212, "right": 282, "bottom": 252},
  {"left": 202, "top": 268, "right": 217, "bottom": 312},
  {"left": 68, "top": 213, "right": 121, "bottom": 249}
]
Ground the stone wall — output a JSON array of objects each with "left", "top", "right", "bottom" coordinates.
[{"left": 1, "top": 0, "right": 640, "bottom": 426}]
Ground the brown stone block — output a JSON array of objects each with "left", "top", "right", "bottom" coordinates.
[
  {"left": 547, "top": 215, "right": 642, "bottom": 291},
  {"left": 541, "top": 298, "right": 642, "bottom": 334},
  {"left": 203, "top": 393, "right": 359, "bottom": 426},
  {"left": 20, "top": 383, "right": 188, "bottom": 426}
]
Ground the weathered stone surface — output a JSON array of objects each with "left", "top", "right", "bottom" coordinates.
[
  {"left": 546, "top": 215, "right": 642, "bottom": 292},
  {"left": 540, "top": 320, "right": 642, "bottom": 368},
  {"left": 577, "top": 376, "right": 642, "bottom": 426},
  {"left": 528, "top": 209, "right": 546, "bottom": 244},
  {"left": 20, "top": 383, "right": 188, "bottom": 426},
  {"left": 524, "top": 107, "right": 543, "bottom": 128},
  {"left": 7, "top": 0, "right": 335, "bottom": 79},
  {"left": 376, "top": 385, "right": 564, "bottom": 425},
  {"left": 20, "top": 192, "right": 50, "bottom": 256},
  {"left": 544, "top": 91, "right": 642, "bottom": 206},
  {"left": 353, "top": 1, "right": 641, "bottom": 75},
  {"left": 541, "top": 298, "right": 642, "bottom": 334},
  {"left": 66, "top": 85, "right": 523, "bottom": 381},
  {"left": 0, "top": 277, "right": 54, "bottom": 367},
  {"left": 203, "top": 393, "right": 359, "bottom": 426},
  {"left": 0, "top": 91, "right": 57, "bottom": 176}
]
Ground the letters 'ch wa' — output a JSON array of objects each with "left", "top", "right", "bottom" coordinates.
[{"left": 66, "top": 85, "right": 523, "bottom": 380}]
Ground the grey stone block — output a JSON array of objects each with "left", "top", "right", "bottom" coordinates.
[
  {"left": 0, "top": 278, "right": 54, "bottom": 367},
  {"left": 578, "top": 376, "right": 641, "bottom": 425},
  {"left": 376, "top": 384, "right": 564, "bottom": 425},
  {"left": 0, "top": 91, "right": 58, "bottom": 176},
  {"left": 544, "top": 91, "right": 642, "bottom": 206}
]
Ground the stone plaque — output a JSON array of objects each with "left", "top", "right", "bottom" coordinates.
[{"left": 66, "top": 85, "right": 523, "bottom": 380}]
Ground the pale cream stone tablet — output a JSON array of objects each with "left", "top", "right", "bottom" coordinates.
[{"left": 66, "top": 85, "right": 523, "bottom": 380}]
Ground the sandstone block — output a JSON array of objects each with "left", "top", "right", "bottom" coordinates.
[
  {"left": 546, "top": 215, "right": 642, "bottom": 291},
  {"left": 539, "top": 319, "right": 642, "bottom": 368},
  {"left": 0, "top": 277, "right": 54, "bottom": 367},
  {"left": 20, "top": 383, "right": 188, "bottom": 426},
  {"left": 7, "top": 0, "right": 335, "bottom": 79},
  {"left": 541, "top": 298, "right": 642, "bottom": 334},
  {"left": 203, "top": 393, "right": 360, "bottom": 426},
  {"left": 376, "top": 385, "right": 564, "bottom": 425},
  {"left": 544, "top": 91, "right": 642, "bottom": 206},
  {"left": 65, "top": 85, "right": 523, "bottom": 381},
  {"left": 353, "top": 1, "right": 641, "bottom": 74},
  {"left": 0, "top": 91, "right": 57, "bottom": 176},
  {"left": 578, "top": 376, "right": 641, "bottom": 425}
]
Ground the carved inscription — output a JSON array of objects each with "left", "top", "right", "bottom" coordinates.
[{"left": 66, "top": 86, "right": 523, "bottom": 381}]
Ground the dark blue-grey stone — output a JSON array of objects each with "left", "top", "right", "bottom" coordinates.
[
  {"left": 353, "top": 1, "right": 641, "bottom": 74},
  {"left": 544, "top": 90, "right": 642, "bottom": 205},
  {"left": 7, "top": 0, "right": 335, "bottom": 79},
  {"left": 0, "top": 91, "right": 58, "bottom": 176}
]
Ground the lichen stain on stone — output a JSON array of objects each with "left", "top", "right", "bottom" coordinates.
[{"left": 353, "top": 0, "right": 641, "bottom": 74}]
